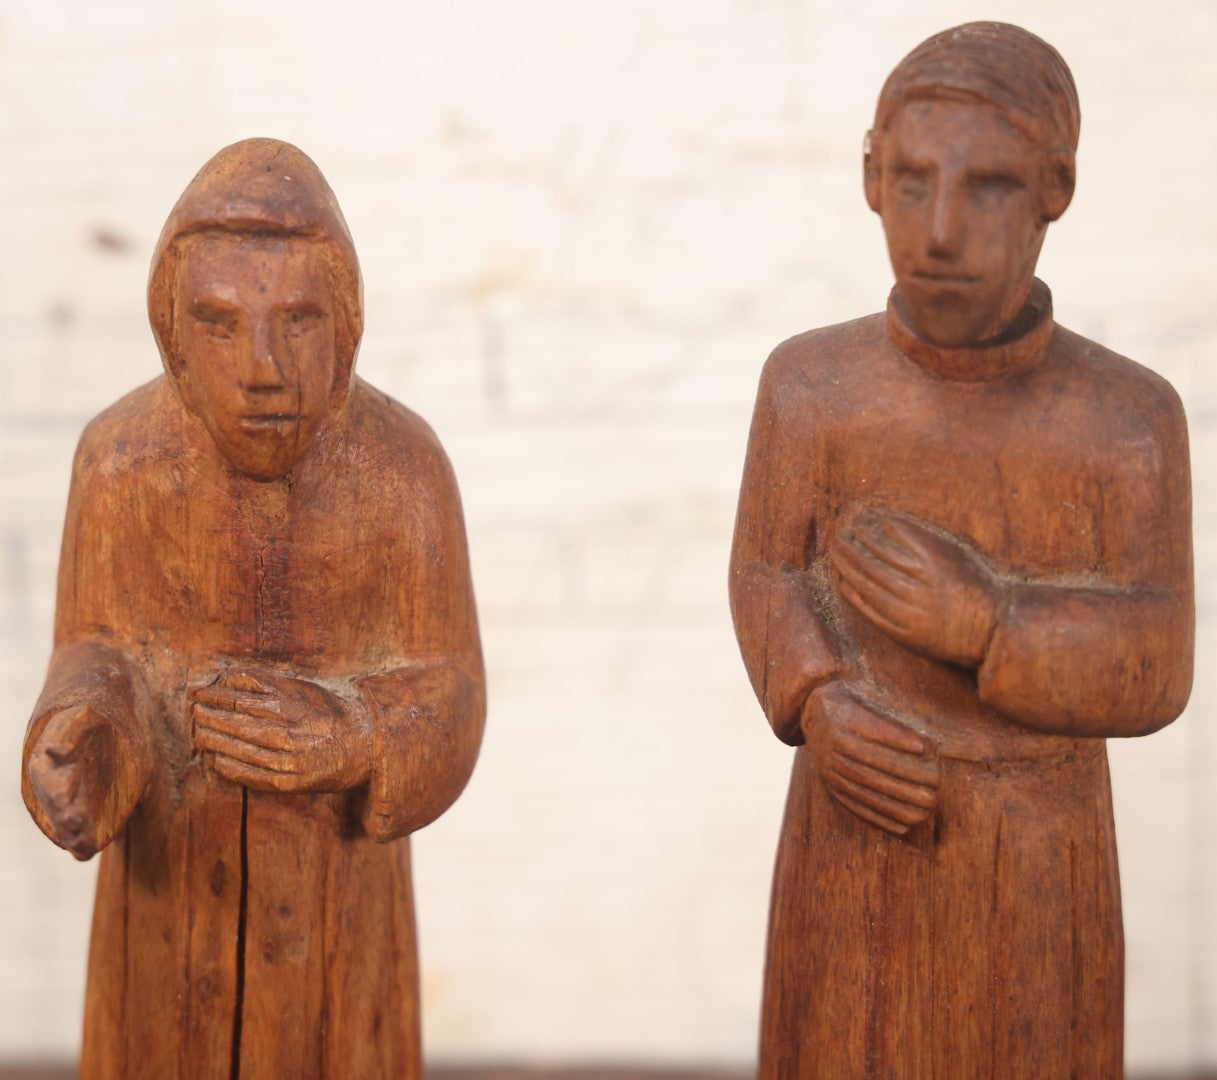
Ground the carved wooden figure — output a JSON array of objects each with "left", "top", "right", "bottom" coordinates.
[
  {"left": 22, "top": 139, "right": 486, "bottom": 1079},
  {"left": 729, "top": 23, "right": 1193, "bottom": 1078}
]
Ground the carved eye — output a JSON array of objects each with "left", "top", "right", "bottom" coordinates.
[
  {"left": 895, "top": 169, "right": 931, "bottom": 202},
  {"left": 190, "top": 302, "right": 238, "bottom": 339},
  {"left": 283, "top": 307, "right": 325, "bottom": 335},
  {"left": 968, "top": 173, "right": 1024, "bottom": 206}
]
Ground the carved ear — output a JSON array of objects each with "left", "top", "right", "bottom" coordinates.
[
  {"left": 1040, "top": 147, "right": 1076, "bottom": 222},
  {"left": 863, "top": 130, "right": 882, "bottom": 214}
]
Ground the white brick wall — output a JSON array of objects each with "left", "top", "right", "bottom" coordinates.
[{"left": 1, "top": 0, "right": 1213, "bottom": 1071}]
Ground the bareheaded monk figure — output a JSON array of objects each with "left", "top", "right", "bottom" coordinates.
[
  {"left": 22, "top": 139, "right": 485, "bottom": 1079},
  {"left": 729, "top": 23, "right": 1192, "bottom": 1077}
]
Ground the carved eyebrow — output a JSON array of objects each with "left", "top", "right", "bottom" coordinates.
[
  {"left": 189, "top": 297, "right": 239, "bottom": 323},
  {"left": 279, "top": 300, "right": 327, "bottom": 316},
  {"left": 278, "top": 301, "right": 328, "bottom": 325},
  {"left": 967, "top": 170, "right": 1026, "bottom": 189}
]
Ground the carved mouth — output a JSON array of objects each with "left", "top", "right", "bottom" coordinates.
[
  {"left": 238, "top": 414, "right": 301, "bottom": 431},
  {"left": 912, "top": 271, "right": 980, "bottom": 285}
]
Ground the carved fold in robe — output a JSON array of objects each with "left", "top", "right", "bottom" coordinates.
[
  {"left": 23, "top": 142, "right": 484, "bottom": 1080},
  {"left": 23, "top": 377, "right": 484, "bottom": 1080},
  {"left": 730, "top": 285, "right": 1192, "bottom": 1078}
]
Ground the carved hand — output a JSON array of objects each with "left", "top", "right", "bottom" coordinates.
[
  {"left": 832, "top": 510, "right": 1000, "bottom": 667},
  {"left": 803, "top": 681, "right": 939, "bottom": 837},
  {"left": 191, "top": 669, "right": 372, "bottom": 794},
  {"left": 27, "top": 704, "right": 114, "bottom": 860}
]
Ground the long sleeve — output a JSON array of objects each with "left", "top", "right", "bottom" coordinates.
[
  {"left": 23, "top": 639, "right": 154, "bottom": 852},
  {"left": 729, "top": 346, "right": 845, "bottom": 745},
  {"left": 353, "top": 418, "right": 486, "bottom": 842},
  {"left": 356, "top": 661, "right": 484, "bottom": 842},
  {"left": 977, "top": 382, "right": 1194, "bottom": 737},
  {"left": 22, "top": 426, "right": 157, "bottom": 853}
]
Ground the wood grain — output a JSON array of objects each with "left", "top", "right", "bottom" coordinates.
[
  {"left": 0, "top": 1066, "right": 1211, "bottom": 1080},
  {"left": 729, "top": 23, "right": 1194, "bottom": 1078},
  {"left": 20, "top": 139, "right": 485, "bottom": 1079}
]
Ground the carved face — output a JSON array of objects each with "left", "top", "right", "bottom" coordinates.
[
  {"left": 873, "top": 100, "right": 1047, "bottom": 348},
  {"left": 174, "top": 235, "right": 337, "bottom": 480}
]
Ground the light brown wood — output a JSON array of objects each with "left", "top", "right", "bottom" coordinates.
[
  {"left": 728, "top": 23, "right": 1194, "bottom": 1078},
  {"left": 21, "top": 139, "right": 485, "bottom": 1079}
]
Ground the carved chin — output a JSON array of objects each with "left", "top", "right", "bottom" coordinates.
[
  {"left": 902, "top": 293, "right": 999, "bottom": 349},
  {"left": 212, "top": 428, "right": 311, "bottom": 481}
]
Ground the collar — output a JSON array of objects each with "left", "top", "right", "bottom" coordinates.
[{"left": 885, "top": 278, "right": 1055, "bottom": 381}]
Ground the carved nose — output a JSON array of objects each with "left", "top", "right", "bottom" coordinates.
[
  {"left": 245, "top": 322, "right": 287, "bottom": 390},
  {"left": 928, "top": 192, "right": 965, "bottom": 258}
]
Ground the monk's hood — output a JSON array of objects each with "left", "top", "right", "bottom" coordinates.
[{"left": 147, "top": 137, "right": 364, "bottom": 407}]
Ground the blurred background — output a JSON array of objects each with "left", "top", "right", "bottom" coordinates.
[{"left": 1, "top": 0, "right": 1213, "bottom": 1074}]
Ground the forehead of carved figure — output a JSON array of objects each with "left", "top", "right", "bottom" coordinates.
[{"left": 173, "top": 233, "right": 338, "bottom": 480}]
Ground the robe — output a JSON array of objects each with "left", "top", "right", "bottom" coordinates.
[
  {"left": 729, "top": 288, "right": 1193, "bottom": 1078},
  {"left": 23, "top": 375, "right": 485, "bottom": 1080}
]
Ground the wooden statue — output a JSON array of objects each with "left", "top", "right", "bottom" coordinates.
[
  {"left": 21, "top": 139, "right": 486, "bottom": 1079},
  {"left": 729, "top": 23, "right": 1193, "bottom": 1077}
]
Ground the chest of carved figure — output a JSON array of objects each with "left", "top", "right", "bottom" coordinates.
[
  {"left": 813, "top": 347, "right": 1111, "bottom": 578},
  {"left": 122, "top": 455, "right": 399, "bottom": 668}
]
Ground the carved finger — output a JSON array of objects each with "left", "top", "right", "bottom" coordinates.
[
  {"left": 817, "top": 688, "right": 928, "bottom": 754},
  {"left": 194, "top": 725, "right": 295, "bottom": 772},
  {"left": 835, "top": 575, "right": 921, "bottom": 644},
  {"left": 833, "top": 735, "right": 940, "bottom": 790},
  {"left": 192, "top": 704, "right": 295, "bottom": 750},
  {"left": 826, "top": 769, "right": 933, "bottom": 827},
  {"left": 219, "top": 672, "right": 274, "bottom": 695},
  {"left": 831, "top": 699, "right": 930, "bottom": 754},
  {"left": 829, "top": 750, "right": 938, "bottom": 808},
  {"left": 874, "top": 512, "right": 941, "bottom": 553},
  {"left": 849, "top": 521, "right": 932, "bottom": 583},
  {"left": 833, "top": 548, "right": 929, "bottom": 629},
  {"left": 191, "top": 686, "right": 285, "bottom": 721},
  {"left": 209, "top": 753, "right": 302, "bottom": 793},
  {"left": 829, "top": 789, "right": 911, "bottom": 836},
  {"left": 834, "top": 537, "right": 923, "bottom": 601}
]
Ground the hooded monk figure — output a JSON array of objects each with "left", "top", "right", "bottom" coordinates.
[
  {"left": 22, "top": 139, "right": 486, "bottom": 1079},
  {"left": 729, "top": 24, "right": 1193, "bottom": 1077}
]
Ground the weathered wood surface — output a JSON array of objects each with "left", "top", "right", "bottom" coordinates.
[
  {"left": 20, "top": 140, "right": 485, "bottom": 1079},
  {"left": 0, "top": 1066, "right": 1213, "bottom": 1080},
  {"left": 3, "top": 4, "right": 1214, "bottom": 1073},
  {"left": 729, "top": 22, "right": 1193, "bottom": 1078}
]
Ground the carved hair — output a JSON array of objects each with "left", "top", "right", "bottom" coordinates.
[
  {"left": 874, "top": 22, "right": 1081, "bottom": 152},
  {"left": 147, "top": 138, "right": 364, "bottom": 408}
]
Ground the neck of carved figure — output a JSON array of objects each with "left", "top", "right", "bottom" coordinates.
[{"left": 886, "top": 278, "right": 1056, "bottom": 381}]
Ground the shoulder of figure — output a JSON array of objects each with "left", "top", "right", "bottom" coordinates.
[
  {"left": 1048, "top": 324, "right": 1188, "bottom": 444},
  {"left": 72, "top": 376, "right": 181, "bottom": 483},
  {"left": 758, "top": 312, "right": 886, "bottom": 403},
  {"left": 340, "top": 379, "right": 460, "bottom": 493}
]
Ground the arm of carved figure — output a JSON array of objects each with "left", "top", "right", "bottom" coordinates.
[
  {"left": 22, "top": 639, "right": 154, "bottom": 861},
  {"left": 191, "top": 669, "right": 373, "bottom": 794},
  {"left": 351, "top": 661, "right": 485, "bottom": 842},
  {"left": 729, "top": 350, "right": 845, "bottom": 745},
  {"left": 332, "top": 421, "right": 488, "bottom": 843},
  {"left": 803, "top": 680, "right": 939, "bottom": 837},
  {"left": 833, "top": 437, "right": 1194, "bottom": 739},
  {"left": 188, "top": 660, "right": 485, "bottom": 840},
  {"left": 832, "top": 510, "right": 999, "bottom": 668},
  {"left": 976, "top": 582, "right": 1193, "bottom": 737}
]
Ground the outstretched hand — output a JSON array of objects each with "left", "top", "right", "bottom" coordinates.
[
  {"left": 832, "top": 510, "right": 1000, "bottom": 667},
  {"left": 27, "top": 704, "right": 113, "bottom": 860},
  {"left": 803, "top": 681, "right": 939, "bottom": 837},
  {"left": 191, "top": 668, "right": 372, "bottom": 794}
]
